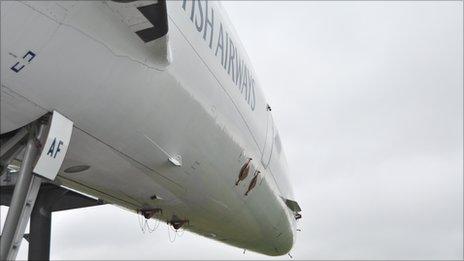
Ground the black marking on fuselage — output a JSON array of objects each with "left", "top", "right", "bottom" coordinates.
[
  {"left": 135, "top": 26, "right": 166, "bottom": 43},
  {"left": 110, "top": 0, "right": 168, "bottom": 43},
  {"left": 136, "top": 1, "right": 168, "bottom": 43},
  {"left": 10, "top": 50, "right": 36, "bottom": 73}
]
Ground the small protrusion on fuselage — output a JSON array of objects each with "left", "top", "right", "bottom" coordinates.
[
  {"left": 139, "top": 208, "right": 162, "bottom": 219},
  {"left": 244, "top": 170, "right": 260, "bottom": 196},
  {"left": 235, "top": 158, "right": 252, "bottom": 186},
  {"left": 168, "top": 215, "right": 189, "bottom": 230}
]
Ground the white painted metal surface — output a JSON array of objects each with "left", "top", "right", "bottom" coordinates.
[
  {"left": 0, "top": 1, "right": 298, "bottom": 256},
  {"left": 33, "top": 111, "right": 73, "bottom": 181}
]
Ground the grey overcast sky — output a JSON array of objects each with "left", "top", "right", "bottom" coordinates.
[{"left": 2, "top": 1, "right": 463, "bottom": 260}]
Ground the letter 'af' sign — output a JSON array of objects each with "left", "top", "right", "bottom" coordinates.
[{"left": 33, "top": 111, "right": 73, "bottom": 181}]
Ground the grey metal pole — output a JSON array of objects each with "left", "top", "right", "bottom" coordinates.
[
  {"left": 28, "top": 193, "right": 51, "bottom": 261},
  {"left": 0, "top": 128, "right": 27, "bottom": 158},
  {"left": 0, "top": 124, "right": 45, "bottom": 260}
]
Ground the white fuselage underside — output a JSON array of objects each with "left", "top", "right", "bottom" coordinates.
[{"left": 0, "top": 1, "right": 296, "bottom": 256}]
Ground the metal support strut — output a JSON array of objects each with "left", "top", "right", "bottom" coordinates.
[
  {"left": 0, "top": 121, "right": 47, "bottom": 260},
  {"left": 28, "top": 191, "right": 52, "bottom": 260}
]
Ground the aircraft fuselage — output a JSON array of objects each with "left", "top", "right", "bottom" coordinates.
[{"left": 1, "top": 1, "right": 297, "bottom": 256}]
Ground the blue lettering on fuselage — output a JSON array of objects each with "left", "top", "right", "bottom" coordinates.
[
  {"left": 182, "top": 0, "right": 257, "bottom": 111},
  {"left": 47, "top": 137, "right": 64, "bottom": 159}
]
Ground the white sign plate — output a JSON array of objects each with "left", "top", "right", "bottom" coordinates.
[{"left": 33, "top": 111, "right": 73, "bottom": 180}]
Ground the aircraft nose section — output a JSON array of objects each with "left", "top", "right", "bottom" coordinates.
[
  {"left": 249, "top": 215, "right": 296, "bottom": 256},
  {"left": 267, "top": 231, "right": 295, "bottom": 256}
]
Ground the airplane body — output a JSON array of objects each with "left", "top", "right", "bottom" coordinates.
[{"left": 1, "top": 1, "right": 299, "bottom": 256}]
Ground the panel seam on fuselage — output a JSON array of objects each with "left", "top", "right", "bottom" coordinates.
[
  {"left": 2, "top": 84, "right": 185, "bottom": 191},
  {"left": 167, "top": 14, "right": 262, "bottom": 155},
  {"left": 19, "top": 1, "right": 165, "bottom": 73},
  {"left": 4, "top": 3, "right": 186, "bottom": 191},
  {"left": 73, "top": 126, "right": 186, "bottom": 191},
  {"left": 59, "top": 175, "right": 140, "bottom": 209},
  {"left": 167, "top": 14, "right": 287, "bottom": 197}
]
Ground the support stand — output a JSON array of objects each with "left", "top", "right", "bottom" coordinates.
[
  {"left": 1, "top": 113, "right": 102, "bottom": 260},
  {"left": 0, "top": 122, "right": 47, "bottom": 260},
  {"left": 28, "top": 192, "right": 52, "bottom": 260}
]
